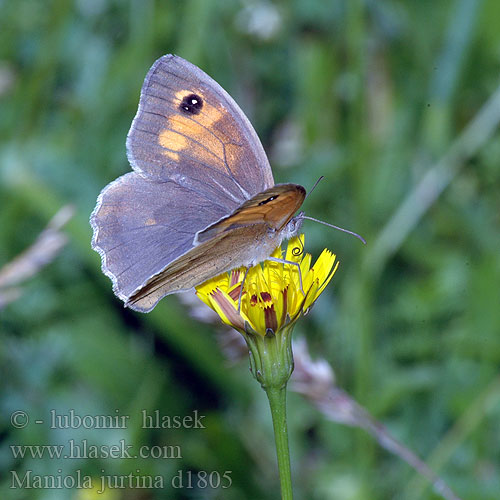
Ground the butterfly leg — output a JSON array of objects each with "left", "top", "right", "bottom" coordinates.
[
  {"left": 237, "top": 266, "right": 251, "bottom": 313},
  {"left": 266, "top": 257, "right": 305, "bottom": 295}
]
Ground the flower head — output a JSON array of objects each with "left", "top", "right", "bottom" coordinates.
[{"left": 196, "top": 235, "right": 338, "bottom": 337}]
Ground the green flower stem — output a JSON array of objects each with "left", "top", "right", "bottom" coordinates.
[
  {"left": 265, "top": 384, "right": 293, "bottom": 500},
  {"left": 244, "top": 323, "right": 295, "bottom": 500}
]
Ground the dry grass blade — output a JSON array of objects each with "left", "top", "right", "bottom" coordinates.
[{"left": 0, "top": 205, "right": 74, "bottom": 308}]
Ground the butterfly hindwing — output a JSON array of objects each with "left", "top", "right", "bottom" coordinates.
[
  {"left": 127, "top": 223, "right": 280, "bottom": 312},
  {"left": 91, "top": 172, "right": 234, "bottom": 300}
]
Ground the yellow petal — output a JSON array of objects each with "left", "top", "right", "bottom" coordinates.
[{"left": 195, "top": 234, "right": 338, "bottom": 336}]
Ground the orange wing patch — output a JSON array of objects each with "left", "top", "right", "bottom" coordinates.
[
  {"left": 158, "top": 89, "right": 233, "bottom": 167},
  {"left": 158, "top": 129, "right": 187, "bottom": 161}
]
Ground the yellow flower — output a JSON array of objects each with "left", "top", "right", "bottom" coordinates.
[{"left": 195, "top": 235, "right": 338, "bottom": 336}]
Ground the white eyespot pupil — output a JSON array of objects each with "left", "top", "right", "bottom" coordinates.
[{"left": 191, "top": 99, "right": 198, "bottom": 104}]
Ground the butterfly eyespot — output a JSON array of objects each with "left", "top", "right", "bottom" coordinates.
[
  {"left": 258, "top": 195, "right": 278, "bottom": 206},
  {"left": 179, "top": 93, "right": 203, "bottom": 115}
]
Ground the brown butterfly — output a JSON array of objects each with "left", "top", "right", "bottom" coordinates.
[{"left": 91, "top": 55, "right": 307, "bottom": 312}]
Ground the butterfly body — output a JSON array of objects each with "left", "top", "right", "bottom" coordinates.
[{"left": 91, "top": 55, "right": 306, "bottom": 312}]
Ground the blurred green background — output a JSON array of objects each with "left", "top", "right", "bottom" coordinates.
[{"left": 1, "top": 0, "right": 500, "bottom": 499}]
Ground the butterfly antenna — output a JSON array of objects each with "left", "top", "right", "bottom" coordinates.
[
  {"left": 301, "top": 215, "right": 366, "bottom": 244},
  {"left": 304, "top": 176, "right": 324, "bottom": 201}
]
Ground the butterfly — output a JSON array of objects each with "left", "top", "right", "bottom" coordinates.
[{"left": 90, "top": 55, "right": 308, "bottom": 312}]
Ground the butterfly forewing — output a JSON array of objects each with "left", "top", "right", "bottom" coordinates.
[{"left": 127, "top": 55, "right": 274, "bottom": 201}]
